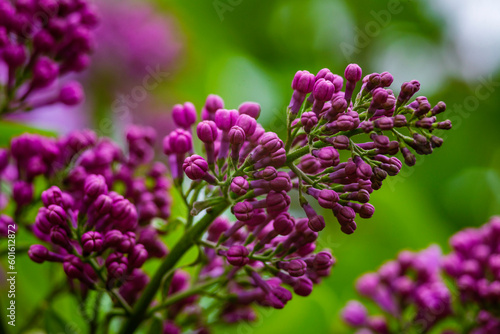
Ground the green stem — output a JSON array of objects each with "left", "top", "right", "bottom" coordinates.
[
  {"left": 89, "top": 292, "right": 103, "bottom": 334},
  {"left": 284, "top": 112, "right": 295, "bottom": 152},
  {"left": 286, "top": 128, "right": 365, "bottom": 163},
  {"left": 287, "top": 162, "right": 315, "bottom": 186},
  {"left": 86, "top": 258, "right": 132, "bottom": 314},
  {"left": 118, "top": 202, "right": 229, "bottom": 334},
  {"left": 147, "top": 276, "right": 223, "bottom": 316}
]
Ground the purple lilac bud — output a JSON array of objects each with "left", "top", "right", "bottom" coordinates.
[
  {"left": 397, "top": 81, "right": 420, "bottom": 107},
  {"left": 207, "top": 217, "right": 230, "bottom": 242},
  {"left": 232, "top": 202, "right": 254, "bottom": 221},
  {"left": 31, "top": 57, "right": 59, "bottom": 89},
  {"left": 0, "top": 215, "right": 16, "bottom": 237},
  {"left": 215, "top": 109, "right": 239, "bottom": 132},
  {"left": 82, "top": 231, "right": 103, "bottom": 253},
  {"left": 235, "top": 114, "right": 257, "bottom": 136},
  {"left": 50, "top": 226, "right": 71, "bottom": 251},
  {"left": 137, "top": 228, "right": 168, "bottom": 258},
  {"left": 41, "top": 186, "right": 63, "bottom": 207},
  {"left": 12, "top": 181, "right": 33, "bottom": 206},
  {"left": 379, "top": 72, "right": 394, "bottom": 87},
  {"left": 289, "top": 70, "right": 315, "bottom": 114},
  {"left": 166, "top": 129, "right": 193, "bottom": 155},
  {"left": 312, "top": 78, "right": 335, "bottom": 115},
  {"left": 325, "top": 95, "right": 348, "bottom": 120},
  {"left": 273, "top": 213, "right": 295, "bottom": 235},
  {"left": 196, "top": 120, "right": 218, "bottom": 164},
  {"left": 312, "top": 147, "right": 340, "bottom": 167},
  {"left": 59, "top": 82, "right": 84, "bottom": 106},
  {"left": 226, "top": 245, "right": 249, "bottom": 266},
  {"left": 281, "top": 259, "right": 307, "bottom": 277},
  {"left": 302, "top": 203, "right": 325, "bottom": 232},
  {"left": 172, "top": 102, "right": 197, "bottom": 129},
  {"left": 84, "top": 174, "right": 108, "bottom": 199},
  {"left": 229, "top": 126, "right": 246, "bottom": 160},
  {"left": 90, "top": 194, "right": 112, "bottom": 219},
  {"left": 183, "top": 155, "right": 216, "bottom": 184},
  {"left": 341, "top": 300, "right": 368, "bottom": 327},
  {"left": 231, "top": 177, "right": 249, "bottom": 196},
  {"left": 0, "top": 149, "right": 8, "bottom": 172},
  {"left": 301, "top": 112, "right": 318, "bottom": 133},
  {"left": 2, "top": 44, "right": 27, "bottom": 68},
  {"left": 106, "top": 253, "right": 129, "bottom": 280},
  {"left": 129, "top": 244, "right": 148, "bottom": 269},
  {"left": 344, "top": 64, "right": 362, "bottom": 105},
  {"left": 29, "top": 245, "right": 64, "bottom": 263},
  {"left": 203, "top": 94, "right": 224, "bottom": 120},
  {"left": 238, "top": 102, "right": 261, "bottom": 119},
  {"left": 104, "top": 230, "right": 123, "bottom": 249},
  {"left": 431, "top": 101, "right": 447, "bottom": 116},
  {"left": 28, "top": 245, "right": 49, "bottom": 263}
]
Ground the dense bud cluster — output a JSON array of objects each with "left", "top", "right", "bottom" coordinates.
[
  {"left": 0, "top": 0, "right": 98, "bottom": 115},
  {"left": 284, "top": 65, "right": 452, "bottom": 234},
  {"left": 342, "top": 217, "right": 500, "bottom": 334},
  {"left": 0, "top": 64, "right": 455, "bottom": 334},
  {"left": 147, "top": 64, "right": 453, "bottom": 333},
  {"left": 442, "top": 217, "right": 500, "bottom": 333},
  {"left": 0, "top": 126, "right": 169, "bottom": 306}
]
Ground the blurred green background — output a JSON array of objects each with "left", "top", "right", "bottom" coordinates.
[{"left": 1, "top": 0, "right": 500, "bottom": 333}]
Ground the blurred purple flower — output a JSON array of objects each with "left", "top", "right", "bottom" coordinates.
[{"left": 90, "top": 0, "right": 182, "bottom": 87}]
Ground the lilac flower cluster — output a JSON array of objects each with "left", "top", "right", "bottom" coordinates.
[
  {"left": 140, "top": 64, "right": 452, "bottom": 333},
  {"left": 286, "top": 65, "right": 451, "bottom": 234},
  {"left": 342, "top": 217, "right": 500, "bottom": 334},
  {"left": 0, "top": 0, "right": 98, "bottom": 115},
  {"left": 0, "top": 64, "right": 455, "bottom": 333},
  {"left": 0, "top": 127, "right": 169, "bottom": 306},
  {"left": 1, "top": 125, "right": 169, "bottom": 218},
  {"left": 342, "top": 246, "right": 452, "bottom": 333},
  {"left": 89, "top": 0, "right": 181, "bottom": 86},
  {"left": 166, "top": 64, "right": 452, "bottom": 242},
  {"left": 442, "top": 216, "right": 500, "bottom": 333}
]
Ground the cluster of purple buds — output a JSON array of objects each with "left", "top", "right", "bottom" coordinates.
[
  {"left": 0, "top": 63, "right": 456, "bottom": 333},
  {"left": 1, "top": 126, "right": 170, "bottom": 225},
  {"left": 0, "top": 127, "right": 171, "bottom": 307},
  {"left": 28, "top": 174, "right": 165, "bottom": 304},
  {"left": 0, "top": 0, "right": 98, "bottom": 115},
  {"left": 0, "top": 128, "right": 173, "bottom": 307},
  {"left": 342, "top": 217, "right": 500, "bottom": 334},
  {"left": 206, "top": 217, "right": 336, "bottom": 310},
  {"left": 342, "top": 245, "right": 452, "bottom": 333},
  {"left": 158, "top": 94, "right": 338, "bottom": 328},
  {"left": 283, "top": 64, "right": 452, "bottom": 234},
  {"left": 442, "top": 216, "right": 500, "bottom": 333},
  {"left": 0, "top": 129, "right": 175, "bottom": 327},
  {"left": 147, "top": 64, "right": 454, "bottom": 330},
  {"left": 1, "top": 129, "right": 171, "bottom": 296}
]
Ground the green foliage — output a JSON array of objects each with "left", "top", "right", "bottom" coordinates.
[{"left": 0, "top": 120, "right": 56, "bottom": 147}]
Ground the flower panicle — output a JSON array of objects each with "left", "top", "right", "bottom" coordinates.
[
  {"left": 0, "top": 0, "right": 98, "bottom": 115},
  {"left": 342, "top": 216, "right": 500, "bottom": 333}
]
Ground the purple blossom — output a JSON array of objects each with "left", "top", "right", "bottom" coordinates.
[
  {"left": 4, "top": 63, "right": 457, "bottom": 333},
  {"left": 0, "top": 0, "right": 98, "bottom": 115}
]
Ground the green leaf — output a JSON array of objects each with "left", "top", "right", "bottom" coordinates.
[
  {"left": 168, "top": 186, "right": 188, "bottom": 221},
  {"left": 44, "top": 308, "right": 71, "bottom": 334},
  {"left": 0, "top": 120, "right": 56, "bottom": 147}
]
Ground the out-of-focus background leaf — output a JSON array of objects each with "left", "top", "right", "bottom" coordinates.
[{"left": 1, "top": 0, "right": 499, "bottom": 333}]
